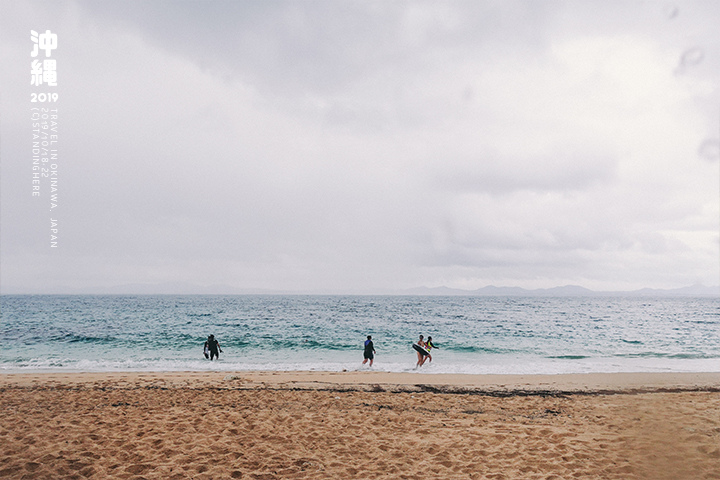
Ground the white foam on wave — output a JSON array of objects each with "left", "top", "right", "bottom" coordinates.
[{"left": 3, "top": 354, "right": 719, "bottom": 375}]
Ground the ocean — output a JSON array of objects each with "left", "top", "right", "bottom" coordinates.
[{"left": 1, "top": 295, "right": 718, "bottom": 375}]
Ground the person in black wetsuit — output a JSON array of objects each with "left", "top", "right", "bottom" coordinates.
[
  {"left": 362, "top": 335, "right": 376, "bottom": 367},
  {"left": 425, "top": 336, "right": 438, "bottom": 363},
  {"left": 204, "top": 334, "right": 222, "bottom": 361}
]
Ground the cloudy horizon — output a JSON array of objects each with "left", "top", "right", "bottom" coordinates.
[{"left": 1, "top": 0, "right": 719, "bottom": 294}]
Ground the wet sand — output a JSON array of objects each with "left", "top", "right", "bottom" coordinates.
[{"left": 1, "top": 371, "right": 719, "bottom": 479}]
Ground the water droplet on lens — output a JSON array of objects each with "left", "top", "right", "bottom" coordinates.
[
  {"left": 698, "top": 139, "right": 720, "bottom": 162},
  {"left": 682, "top": 47, "right": 704, "bottom": 66},
  {"left": 675, "top": 47, "right": 704, "bottom": 74}
]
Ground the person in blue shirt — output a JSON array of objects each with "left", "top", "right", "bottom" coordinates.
[{"left": 362, "top": 335, "right": 376, "bottom": 366}]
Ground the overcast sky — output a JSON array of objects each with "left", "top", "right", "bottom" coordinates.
[{"left": 1, "top": 0, "right": 718, "bottom": 293}]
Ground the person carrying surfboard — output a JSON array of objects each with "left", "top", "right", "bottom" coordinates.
[
  {"left": 204, "top": 334, "right": 222, "bottom": 361},
  {"left": 413, "top": 335, "right": 430, "bottom": 368}
]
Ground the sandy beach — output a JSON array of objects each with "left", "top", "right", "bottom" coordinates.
[{"left": 1, "top": 371, "right": 719, "bottom": 480}]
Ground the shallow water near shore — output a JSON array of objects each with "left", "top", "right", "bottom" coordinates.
[{"left": 1, "top": 294, "right": 718, "bottom": 374}]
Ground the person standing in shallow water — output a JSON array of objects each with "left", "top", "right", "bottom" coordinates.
[
  {"left": 204, "top": 335, "right": 222, "bottom": 361},
  {"left": 413, "top": 335, "right": 430, "bottom": 368},
  {"left": 362, "top": 335, "right": 376, "bottom": 367},
  {"left": 425, "top": 336, "right": 438, "bottom": 364}
]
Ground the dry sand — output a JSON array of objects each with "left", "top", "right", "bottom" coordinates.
[{"left": 1, "top": 371, "right": 719, "bottom": 480}]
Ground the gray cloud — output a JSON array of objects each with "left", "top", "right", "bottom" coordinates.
[{"left": 432, "top": 149, "right": 618, "bottom": 194}]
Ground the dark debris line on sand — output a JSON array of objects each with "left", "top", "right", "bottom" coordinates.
[{"left": 1, "top": 381, "right": 719, "bottom": 398}]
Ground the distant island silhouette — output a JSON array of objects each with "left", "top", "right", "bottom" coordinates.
[{"left": 2, "top": 283, "right": 718, "bottom": 296}]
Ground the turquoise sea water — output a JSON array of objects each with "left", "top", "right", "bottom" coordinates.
[{"left": 1, "top": 295, "right": 718, "bottom": 374}]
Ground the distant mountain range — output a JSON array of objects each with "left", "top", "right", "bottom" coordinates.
[
  {"left": 400, "top": 284, "right": 720, "bottom": 296},
  {"left": 2, "top": 282, "right": 718, "bottom": 296}
]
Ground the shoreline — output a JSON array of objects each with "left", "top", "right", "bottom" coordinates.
[{"left": 2, "top": 370, "right": 719, "bottom": 394}]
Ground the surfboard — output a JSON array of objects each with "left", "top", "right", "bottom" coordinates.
[{"left": 413, "top": 343, "right": 429, "bottom": 355}]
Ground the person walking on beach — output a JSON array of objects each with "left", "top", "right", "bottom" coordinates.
[
  {"left": 362, "top": 335, "right": 376, "bottom": 367},
  {"left": 204, "top": 335, "right": 222, "bottom": 361},
  {"left": 413, "top": 335, "right": 430, "bottom": 368}
]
